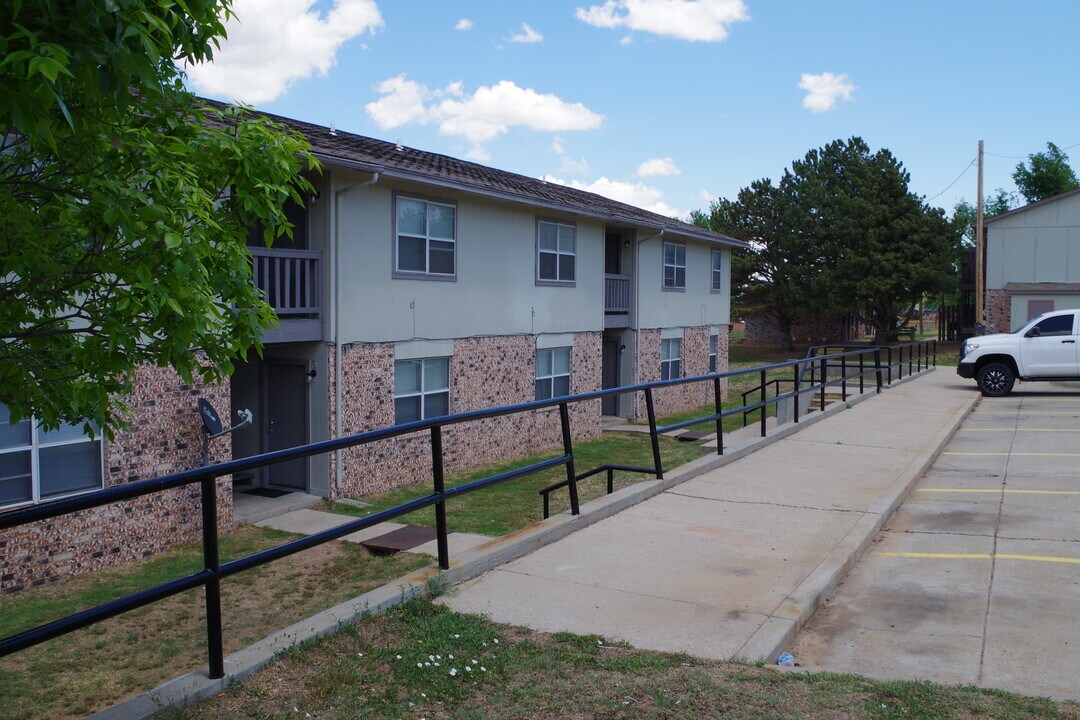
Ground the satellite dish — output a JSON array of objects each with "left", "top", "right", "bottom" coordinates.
[{"left": 198, "top": 398, "right": 223, "bottom": 436}]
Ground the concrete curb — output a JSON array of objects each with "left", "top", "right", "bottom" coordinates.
[
  {"left": 736, "top": 371, "right": 978, "bottom": 664},
  {"left": 91, "top": 369, "right": 940, "bottom": 719}
]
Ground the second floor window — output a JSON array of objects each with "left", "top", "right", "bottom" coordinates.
[
  {"left": 0, "top": 404, "right": 103, "bottom": 509},
  {"left": 535, "top": 347, "right": 572, "bottom": 400},
  {"left": 394, "top": 358, "right": 450, "bottom": 424},
  {"left": 711, "top": 249, "right": 724, "bottom": 291},
  {"left": 661, "top": 338, "right": 682, "bottom": 381},
  {"left": 396, "top": 196, "right": 456, "bottom": 277},
  {"left": 663, "top": 242, "right": 686, "bottom": 289},
  {"left": 537, "top": 220, "right": 576, "bottom": 284}
]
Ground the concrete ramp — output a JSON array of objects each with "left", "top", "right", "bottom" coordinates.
[{"left": 441, "top": 370, "right": 976, "bottom": 663}]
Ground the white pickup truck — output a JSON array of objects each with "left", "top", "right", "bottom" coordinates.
[{"left": 958, "top": 309, "right": 1080, "bottom": 396}]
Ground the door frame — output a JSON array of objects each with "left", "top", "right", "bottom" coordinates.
[
  {"left": 260, "top": 357, "right": 310, "bottom": 491},
  {"left": 601, "top": 335, "right": 621, "bottom": 416}
]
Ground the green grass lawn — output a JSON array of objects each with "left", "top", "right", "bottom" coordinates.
[
  {"left": 167, "top": 599, "right": 1080, "bottom": 720},
  {"left": 0, "top": 526, "right": 429, "bottom": 720},
  {"left": 321, "top": 433, "right": 708, "bottom": 537}
]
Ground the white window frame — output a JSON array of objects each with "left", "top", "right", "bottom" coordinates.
[
  {"left": 662, "top": 242, "right": 686, "bottom": 290},
  {"left": 709, "top": 333, "right": 718, "bottom": 373},
  {"left": 661, "top": 338, "right": 682, "bottom": 381},
  {"left": 393, "top": 357, "right": 451, "bottom": 425},
  {"left": 711, "top": 249, "right": 724, "bottom": 293},
  {"left": 393, "top": 194, "right": 457, "bottom": 280},
  {"left": 535, "top": 347, "right": 572, "bottom": 400},
  {"left": 0, "top": 411, "right": 104, "bottom": 510},
  {"left": 536, "top": 219, "right": 576, "bottom": 285}
]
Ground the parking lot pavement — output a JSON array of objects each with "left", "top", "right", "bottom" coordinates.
[{"left": 793, "top": 383, "right": 1080, "bottom": 701}]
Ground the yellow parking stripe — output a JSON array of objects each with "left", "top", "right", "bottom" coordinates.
[
  {"left": 916, "top": 488, "right": 1080, "bottom": 495},
  {"left": 872, "top": 552, "right": 1080, "bottom": 564},
  {"left": 941, "top": 453, "right": 1080, "bottom": 459}
]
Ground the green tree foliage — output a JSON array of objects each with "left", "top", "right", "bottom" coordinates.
[
  {"left": 1012, "top": 142, "right": 1080, "bottom": 203},
  {"left": 781, "top": 138, "right": 962, "bottom": 343},
  {"left": 695, "top": 138, "right": 963, "bottom": 348},
  {"left": 984, "top": 188, "right": 1020, "bottom": 216},
  {"left": 1, "top": 1, "right": 317, "bottom": 433},
  {"left": 694, "top": 181, "right": 820, "bottom": 352}
]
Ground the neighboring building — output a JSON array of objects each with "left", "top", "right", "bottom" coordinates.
[
  {"left": 0, "top": 110, "right": 744, "bottom": 592},
  {"left": 984, "top": 188, "right": 1080, "bottom": 332}
]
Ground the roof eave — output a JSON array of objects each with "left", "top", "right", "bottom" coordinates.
[{"left": 312, "top": 151, "right": 749, "bottom": 250}]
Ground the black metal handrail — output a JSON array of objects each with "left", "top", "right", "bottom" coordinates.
[{"left": 0, "top": 343, "right": 936, "bottom": 682}]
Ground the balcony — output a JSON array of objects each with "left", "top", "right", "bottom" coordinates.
[
  {"left": 251, "top": 247, "right": 323, "bottom": 343},
  {"left": 604, "top": 273, "right": 631, "bottom": 328}
]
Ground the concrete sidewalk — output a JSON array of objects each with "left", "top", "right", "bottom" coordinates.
[{"left": 442, "top": 369, "right": 976, "bottom": 663}]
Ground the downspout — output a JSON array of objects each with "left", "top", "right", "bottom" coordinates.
[
  {"left": 633, "top": 228, "right": 664, "bottom": 419},
  {"left": 333, "top": 172, "right": 379, "bottom": 493}
]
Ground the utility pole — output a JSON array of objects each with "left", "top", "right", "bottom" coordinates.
[{"left": 976, "top": 139, "right": 985, "bottom": 332}]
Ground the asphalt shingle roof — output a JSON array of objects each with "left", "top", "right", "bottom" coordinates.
[{"left": 227, "top": 104, "right": 746, "bottom": 249}]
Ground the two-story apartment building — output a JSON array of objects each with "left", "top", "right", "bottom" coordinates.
[
  {"left": 0, "top": 110, "right": 743, "bottom": 592},
  {"left": 984, "top": 188, "right": 1080, "bottom": 332}
]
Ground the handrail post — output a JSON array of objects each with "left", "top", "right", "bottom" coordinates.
[
  {"left": 558, "top": 403, "right": 580, "bottom": 515},
  {"left": 792, "top": 361, "right": 801, "bottom": 424},
  {"left": 819, "top": 357, "right": 826, "bottom": 412},
  {"left": 644, "top": 389, "right": 664, "bottom": 480},
  {"left": 607, "top": 467, "right": 614, "bottom": 495},
  {"left": 887, "top": 347, "right": 893, "bottom": 384},
  {"left": 430, "top": 426, "right": 450, "bottom": 570},
  {"left": 200, "top": 475, "right": 225, "bottom": 680},
  {"left": 898, "top": 346, "right": 904, "bottom": 380},
  {"left": 713, "top": 376, "right": 724, "bottom": 455},
  {"left": 874, "top": 348, "right": 883, "bottom": 393},
  {"left": 858, "top": 351, "right": 865, "bottom": 394},
  {"left": 908, "top": 344, "right": 913, "bottom": 375},
  {"left": 841, "top": 354, "right": 848, "bottom": 401},
  {"left": 933, "top": 339, "right": 937, "bottom": 367},
  {"left": 759, "top": 369, "right": 767, "bottom": 437}
]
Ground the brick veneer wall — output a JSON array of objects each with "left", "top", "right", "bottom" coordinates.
[
  {"left": 0, "top": 365, "right": 232, "bottom": 594},
  {"left": 330, "top": 333, "right": 603, "bottom": 497},
  {"left": 632, "top": 326, "right": 727, "bottom": 421},
  {"left": 985, "top": 290, "right": 1011, "bottom": 334}
]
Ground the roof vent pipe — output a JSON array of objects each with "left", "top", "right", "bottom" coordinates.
[{"left": 329, "top": 122, "right": 337, "bottom": 136}]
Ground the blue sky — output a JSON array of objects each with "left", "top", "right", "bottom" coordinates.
[{"left": 186, "top": 0, "right": 1080, "bottom": 219}]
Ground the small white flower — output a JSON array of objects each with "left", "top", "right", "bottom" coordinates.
[
  {"left": 471, "top": 659, "right": 478, "bottom": 664},
  {"left": 465, "top": 666, "right": 472, "bottom": 672},
  {"left": 449, "top": 668, "right": 458, "bottom": 676},
  {"left": 408, "top": 702, "right": 415, "bottom": 707},
  {"left": 421, "top": 692, "right": 427, "bottom": 698},
  {"left": 425, "top": 662, "right": 431, "bottom": 667},
  {"left": 428, "top": 655, "right": 435, "bottom": 661},
  {"left": 481, "top": 666, "right": 487, "bottom": 672},
  {"left": 448, "top": 654, "right": 454, "bottom": 659},
  {"left": 436, "top": 654, "right": 442, "bottom": 659},
  {"left": 434, "top": 662, "right": 440, "bottom": 666},
  {"left": 482, "top": 642, "right": 488, "bottom": 647},
  {"left": 453, "top": 634, "right": 461, "bottom": 638},
  {"left": 396, "top": 654, "right": 402, "bottom": 660},
  {"left": 417, "top": 662, "right": 423, "bottom": 668},
  {"left": 598, "top": 640, "right": 603, "bottom": 646},
  {"left": 493, "top": 639, "right": 499, "bottom": 644},
  {"left": 356, "top": 652, "right": 363, "bottom": 657}
]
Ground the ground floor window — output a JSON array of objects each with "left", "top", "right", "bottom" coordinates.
[
  {"left": 536, "top": 347, "right": 572, "bottom": 400},
  {"left": 394, "top": 358, "right": 450, "bottom": 424},
  {"left": 0, "top": 404, "right": 103, "bottom": 508},
  {"left": 709, "top": 333, "right": 718, "bottom": 373},
  {"left": 661, "top": 338, "right": 682, "bottom": 381}
]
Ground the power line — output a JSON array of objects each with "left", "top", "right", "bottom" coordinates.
[
  {"left": 986, "top": 139, "right": 1080, "bottom": 160},
  {"left": 926, "top": 157, "right": 976, "bottom": 202}
]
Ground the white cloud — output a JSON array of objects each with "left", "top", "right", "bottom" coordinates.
[
  {"left": 798, "top": 72, "right": 856, "bottom": 113},
  {"left": 366, "top": 76, "right": 603, "bottom": 152},
  {"left": 619, "top": 34, "right": 634, "bottom": 45},
  {"left": 185, "top": 0, "right": 383, "bottom": 104},
  {"left": 636, "top": 157, "right": 681, "bottom": 177},
  {"left": 455, "top": 18, "right": 473, "bottom": 30},
  {"left": 541, "top": 175, "right": 684, "bottom": 218},
  {"left": 576, "top": 0, "right": 748, "bottom": 42},
  {"left": 509, "top": 22, "right": 544, "bottom": 43},
  {"left": 561, "top": 156, "right": 589, "bottom": 175},
  {"left": 551, "top": 136, "right": 566, "bottom": 155},
  {"left": 697, "top": 189, "right": 714, "bottom": 203}
]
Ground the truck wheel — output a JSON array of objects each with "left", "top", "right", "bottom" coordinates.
[{"left": 977, "top": 362, "right": 1015, "bottom": 397}]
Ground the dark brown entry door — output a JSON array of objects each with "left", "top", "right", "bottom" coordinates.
[
  {"left": 601, "top": 338, "right": 619, "bottom": 416},
  {"left": 264, "top": 362, "right": 308, "bottom": 490}
]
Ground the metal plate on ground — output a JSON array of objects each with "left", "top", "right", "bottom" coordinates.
[
  {"left": 360, "top": 524, "right": 438, "bottom": 554},
  {"left": 677, "top": 431, "right": 711, "bottom": 441}
]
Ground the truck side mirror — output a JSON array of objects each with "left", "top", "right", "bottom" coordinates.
[{"left": 1025, "top": 326, "right": 1041, "bottom": 338}]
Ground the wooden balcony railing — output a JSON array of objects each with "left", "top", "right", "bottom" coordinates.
[{"left": 250, "top": 247, "right": 322, "bottom": 342}]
